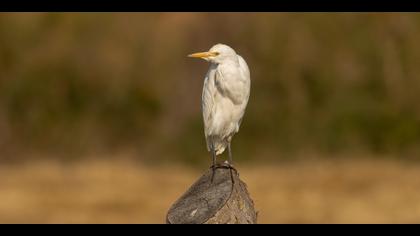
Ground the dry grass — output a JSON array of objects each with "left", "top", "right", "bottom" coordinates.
[{"left": 0, "top": 158, "right": 420, "bottom": 223}]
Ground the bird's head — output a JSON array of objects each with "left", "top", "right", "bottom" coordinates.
[{"left": 188, "top": 43, "right": 237, "bottom": 64}]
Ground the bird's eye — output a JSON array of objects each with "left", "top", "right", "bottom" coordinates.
[{"left": 214, "top": 52, "right": 220, "bottom": 56}]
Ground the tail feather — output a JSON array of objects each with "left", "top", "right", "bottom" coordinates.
[{"left": 206, "top": 136, "right": 228, "bottom": 155}]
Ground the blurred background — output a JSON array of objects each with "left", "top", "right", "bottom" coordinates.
[{"left": 1, "top": 13, "right": 420, "bottom": 223}]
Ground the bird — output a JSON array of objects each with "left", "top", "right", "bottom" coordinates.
[{"left": 188, "top": 44, "right": 251, "bottom": 167}]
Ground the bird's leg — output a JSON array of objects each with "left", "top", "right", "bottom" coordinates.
[
  {"left": 211, "top": 141, "right": 217, "bottom": 168},
  {"left": 210, "top": 140, "right": 217, "bottom": 183},
  {"left": 228, "top": 142, "right": 233, "bottom": 167}
]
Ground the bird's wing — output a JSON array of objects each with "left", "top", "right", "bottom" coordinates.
[
  {"left": 235, "top": 55, "right": 251, "bottom": 130},
  {"left": 215, "top": 69, "right": 243, "bottom": 105},
  {"left": 215, "top": 56, "right": 250, "bottom": 106},
  {"left": 237, "top": 55, "right": 250, "bottom": 83},
  {"left": 237, "top": 54, "right": 251, "bottom": 107}
]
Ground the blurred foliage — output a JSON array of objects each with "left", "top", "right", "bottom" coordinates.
[{"left": 1, "top": 13, "right": 420, "bottom": 163}]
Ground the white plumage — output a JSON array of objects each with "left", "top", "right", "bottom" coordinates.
[{"left": 189, "top": 44, "right": 251, "bottom": 165}]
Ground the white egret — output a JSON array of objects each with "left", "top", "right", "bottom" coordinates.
[{"left": 188, "top": 44, "right": 251, "bottom": 166}]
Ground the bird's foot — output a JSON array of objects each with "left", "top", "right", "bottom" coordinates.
[
  {"left": 224, "top": 160, "right": 234, "bottom": 169},
  {"left": 209, "top": 161, "right": 235, "bottom": 185},
  {"left": 210, "top": 161, "right": 233, "bottom": 170}
]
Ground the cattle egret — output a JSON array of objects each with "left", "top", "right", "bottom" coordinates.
[{"left": 188, "top": 44, "right": 251, "bottom": 166}]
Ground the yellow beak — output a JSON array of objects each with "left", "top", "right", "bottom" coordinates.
[{"left": 188, "top": 51, "right": 218, "bottom": 58}]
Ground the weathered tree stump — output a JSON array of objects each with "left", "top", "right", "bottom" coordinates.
[{"left": 166, "top": 164, "right": 257, "bottom": 224}]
